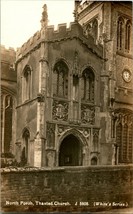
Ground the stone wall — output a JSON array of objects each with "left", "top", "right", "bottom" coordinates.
[
  {"left": 1, "top": 165, "right": 133, "bottom": 212},
  {"left": 1, "top": 45, "right": 17, "bottom": 157},
  {"left": 1, "top": 45, "right": 16, "bottom": 83}
]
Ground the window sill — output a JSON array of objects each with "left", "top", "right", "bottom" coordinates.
[
  {"left": 81, "top": 100, "right": 94, "bottom": 105},
  {"left": 53, "top": 96, "right": 68, "bottom": 101},
  {"left": 116, "top": 50, "right": 133, "bottom": 59}
]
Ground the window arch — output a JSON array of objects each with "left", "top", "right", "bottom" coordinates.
[
  {"left": 115, "top": 111, "right": 133, "bottom": 164},
  {"left": 128, "top": 124, "right": 133, "bottom": 162},
  {"left": 117, "top": 17, "right": 132, "bottom": 52},
  {"left": 53, "top": 60, "right": 68, "bottom": 98},
  {"left": 116, "top": 123, "right": 122, "bottom": 162},
  {"left": 4, "top": 95, "right": 13, "bottom": 153},
  {"left": 125, "top": 20, "right": 131, "bottom": 51},
  {"left": 117, "top": 17, "right": 124, "bottom": 50},
  {"left": 59, "top": 134, "right": 82, "bottom": 166},
  {"left": 81, "top": 68, "right": 95, "bottom": 102},
  {"left": 22, "top": 128, "right": 30, "bottom": 165},
  {"left": 22, "top": 65, "right": 32, "bottom": 102},
  {"left": 91, "top": 157, "right": 97, "bottom": 165},
  {"left": 122, "top": 124, "right": 128, "bottom": 162}
]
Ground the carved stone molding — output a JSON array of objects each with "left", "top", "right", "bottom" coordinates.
[
  {"left": 81, "top": 104, "right": 95, "bottom": 125},
  {"left": 39, "top": 57, "right": 48, "bottom": 64},
  {"left": 83, "top": 18, "right": 98, "bottom": 41},
  {"left": 57, "top": 124, "right": 91, "bottom": 141},
  {"left": 92, "top": 128, "right": 99, "bottom": 153},
  {"left": 93, "top": 128, "right": 99, "bottom": 136},
  {"left": 113, "top": 110, "right": 133, "bottom": 125},
  {"left": 57, "top": 124, "right": 66, "bottom": 135},
  {"left": 37, "top": 93, "right": 45, "bottom": 102},
  {"left": 81, "top": 128, "right": 91, "bottom": 141},
  {"left": 52, "top": 100, "right": 68, "bottom": 121}
]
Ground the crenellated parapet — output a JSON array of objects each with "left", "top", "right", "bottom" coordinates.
[
  {"left": 46, "top": 22, "right": 103, "bottom": 58},
  {"left": 1, "top": 45, "right": 16, "bottom": 82},
  {"left": 16, "top": 31, "right": 41, "bottom": 59},
  {"left": 16, "top": 22, "right": 103, "bottom": 62},
  {"left": 1, "top": 45, "right": 16, "bottom": 64},
  {"left": 46, "top": 22, "right": 82, "bottom": 39}
]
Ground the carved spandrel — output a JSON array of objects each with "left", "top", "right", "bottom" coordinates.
[
  {"left": 81, "top": 104, "right": 95, "bottom": 125},
  {"left": 93, "top": 128, "right": 99, "bottom": 136},
  {"left": 57, "top": 124, "right": 91, "bottom": 141},
  {"left": 113, "top": 110, "right": 133, "bottom": 125},
  {"left": 52, "top": 100, "right": 68, "bottom": 121},
  {"left": 57, "top": 125, "right": 66, "bottom": 134}
]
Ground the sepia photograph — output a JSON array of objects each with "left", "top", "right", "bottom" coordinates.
[{"left": 1, "top": 0, "right": 133, "bottom": 213}]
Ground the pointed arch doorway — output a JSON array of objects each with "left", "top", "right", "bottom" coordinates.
[
  {"left": 59, "top": 134, "right": 82, "bottom": 166},
  {"left": 22, "top": 128, "right": 30, "bottom": 165}
]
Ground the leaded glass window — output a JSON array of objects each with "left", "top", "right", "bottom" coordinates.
[
  {"left": 81, "top": 68, "right": 94, "bottom": 102},
  {"left": 117, "top": 17, "right": 124, "bottom": 50},
  {"left": 53, "top": 61, "right": 68, "bottom": 98},
  {"left": 125, "top": 21, "right": 131, "bottom": 51},
  {"left": 116, "top": 113, "right": 133, "bottom": 163},
  {"left": 22, "top": 65, "right": 31, "bottom": 102}
]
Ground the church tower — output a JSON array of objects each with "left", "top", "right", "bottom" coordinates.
[{"left": 75, "top": 1, "right": 133, "bottom": 164}]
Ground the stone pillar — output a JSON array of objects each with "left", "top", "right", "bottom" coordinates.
[
  {"left": 46, "top": 150, "right": 56, "bottom": 167},
  {"left": 82, "top": 146, "right": 89, "bottom": 166},
  {"left": 69, "top": 74, "right": 73, "bottom": 121},
  {"left": 112, "top": 142, "right": 119, "bottom": 165},
  {"left": 12, "top": 97, "right": 16, "bottom": 155},
  {"left": 34, "top": 138, "right": 43, "bottom": 167},
  {"left": 1, "top": 94, "right": 5, "bottom": 153},
  {"left": 15, "top": 142, "right": 21, "bottom": 163},
  {"left": 34, "top": 42, "right": 48, "bottom": 167},
  {"left": 78, "top": 75, "right": 82, "bottom": 121}
]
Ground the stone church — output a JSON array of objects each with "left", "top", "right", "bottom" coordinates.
[
  {"left": 1, "top": 1, "right": 133, "bottom": 168},
  {"left": 1, "top": 46, "right": 16, "bottom": 163}
]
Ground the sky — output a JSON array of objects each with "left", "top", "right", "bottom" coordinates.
[{"left": 1, "top": 0, "right": 75, "bottom": 49}]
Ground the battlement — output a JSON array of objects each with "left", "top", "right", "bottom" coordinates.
[
  {"left": 1, "top": 45, "right": 17, "bottom": 82},
  {"left": 16, "top": 21, "right": 103, "bottom": 60},
  {"left": 46, "top": 22, "right": 84, "bottom": 39},
  {"left": 16, "top": 22, "right": 79, "bottom": 58},
  {"left": 16, "top": 31, "right": 41, "bottom": 58},
  {"left": 1, "top": 45, "right": 16, "bottom": 64},
  {"left": 16, "top": 22, "right": 84, "bottom": 57}
]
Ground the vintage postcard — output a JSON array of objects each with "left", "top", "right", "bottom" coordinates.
[{"left": 1, "top": 0, "right": 133, "bottom": 213}]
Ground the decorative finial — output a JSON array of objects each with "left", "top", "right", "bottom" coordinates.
[
  {"left": 73, "top": 0, "right": 81, "bottom": 22},
  {"left": 40, "top": 4, "right": 48, "bottom": 28}
]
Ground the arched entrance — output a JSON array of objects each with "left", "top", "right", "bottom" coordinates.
[
  {"left": 59, "top": 134, "right": 82, "bottom": 166},
  {"left": 91, "top": 157, "right": 97, "bottom": 165}
]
